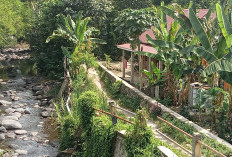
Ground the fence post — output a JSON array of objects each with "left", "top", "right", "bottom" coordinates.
[
  {"left": 109, "top": 100, "right": 117, "bottom": 125},
  {"left": 192, "top": 132, "right": 201, "bottom": 157}
]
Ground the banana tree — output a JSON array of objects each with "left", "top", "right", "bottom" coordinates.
[
  {"left": 143, "top": 62, "right": 166, "bottom": 97},
  {"left": 136, "top": 3, "right": 197, "bottom": 105},
  {"left": 46, "top": 11, "right": 105, "bottom": 113}
]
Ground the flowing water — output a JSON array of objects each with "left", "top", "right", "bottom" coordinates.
[{"left": 0, "top": 50, "right": 59, "bottom": 157}]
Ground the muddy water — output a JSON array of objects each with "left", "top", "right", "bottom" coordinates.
[{"left": 0, "top": 57, "right": 58, "bottom": 157}]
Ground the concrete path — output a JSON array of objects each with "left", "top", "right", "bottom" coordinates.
[{"left": 88, "top": 68, "right": 191, "bottom": 156}]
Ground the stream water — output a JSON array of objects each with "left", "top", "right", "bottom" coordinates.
[{"left": 0, "top": 49, "right": 58, "bottom": 157}]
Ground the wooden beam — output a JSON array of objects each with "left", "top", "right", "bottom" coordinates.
[
  {"left": 130, "top": 51, "right": 134, "bottom": 83},
  {"left": 139, "top": 55, "right": 143, "bottom": 90},
  {"left": 122, "top": 50, "right": 125, "bottom": 78},
  {"left": 148, "top": 57, "right": 152, "bottom": 72}
]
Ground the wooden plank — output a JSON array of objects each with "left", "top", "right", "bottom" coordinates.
[
  {"left": 130, "top": 51, "right": 134, "bottom": 83},
  {"left": 122, "top": 50, "right": 125, "bottom": 78}
]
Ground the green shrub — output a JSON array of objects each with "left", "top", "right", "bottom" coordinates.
[
  {"left": 83, "top": 116, "right": 116, "bottom": 157},
  {"left": 59, "top": 115, "right": 80, "bottom": 151},
  {"left": 125, "top": 110, "right": 161, "bottom": 157},
  {"left": 77, "top": 91, "right": 97, "bottom": 131}
]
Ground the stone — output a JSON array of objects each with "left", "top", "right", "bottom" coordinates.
[
  {"left": 1, "top": 120, "right": 22, "bottom": 130},
  {"left": 0, "top": 116, "right": 18, "bottom": 121},
  {"left": 24, "top": 109, "right": 31, "bottom": 114},
  {"left": 1, "top": 82, "right": 7, "bottom": 85},
  {"left": 2, "top": 153, "right": 11, "bottom": 157},
  {"left": 12, "top": 105, "right": 20, "bottom": 109},
  {"left": 0, "top": 126, "right": 7, "bottom": 133},
  {"left": 41, "top": 111, "right": 51, "bottom": 118},
  {"left": 34, "top": 90, "right": 42, "bottom": 96},
  {"left": 36, "top": 95, "right": 42, "bottom": 100},
  {"left": 9, "top": 144, "right": 19, "bottom": 149},
  {"left": 0, "top": 100, "right": 12, "bottom": 106},
  {"left": 12, "top": 97, "right": 19, "bottom": 101},
  {"left": 0, "top": 133, "right": 5, "bottom": 140},
  {"left": 6, "top": 132, "right": 16, "bottom": 138},
  {"left": 15, "top": 150, "right": 27, "bottom": 155},
  {"left": 15, "top": 130, "right": 27, "bottom": 135},
  {"left": 30, "top": 131, "right": 38, "bottom": 136},
  {"left": 15, "top": 108, "right": 24, "bottom": 113},
  {"left": 32, "top": 86, "right": 42, "bottom": 92},
  {"left": 5, "top": 108, "right": 15, "bottom": 114},
  {"left": 9, "top": 112, "right": 21, "bottom": 118},
  {"left": 34, "top": 105, "right": 40, "bottom": 108}
]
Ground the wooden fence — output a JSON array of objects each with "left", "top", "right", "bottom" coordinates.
[{"left": 94, "top": 101, "right": 227, "bottom": 157}]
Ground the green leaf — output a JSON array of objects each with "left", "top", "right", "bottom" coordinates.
[
  {"left": 206, "top": 4, "right": 216, "bottom": 21},
  {"left": 218, "top": 71, "right": 232, "bottom": 84},
  {"left": 189, "top": 8, "right": 213, "bottom": 53},
  {"left": 147, "top": 35, "right": 183, "bottom": 50},
  {"left": 202, "top": 58, "right": 232, "bottom": 77},
  {"left": 76, "top": 11, "right": 83, "bottom": 36},
  {"left": 214, "top": 36, "right": 227, "bottom": 59},
  {"left": 160, "top": 6, "right": 192, "bottom": 33},
  {"left": 168, "top": 21, "right": 179, "bottom": 42},
  {"left": 161, "top": 2, "right": 168, "bottom": 40},
  {"left": 216, "top": 3, "right": 232, "bottom": 47},
  {"left": 193, "top": 47, "right": 217, "bottom": 63}
]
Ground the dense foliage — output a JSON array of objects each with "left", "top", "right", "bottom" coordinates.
[{"left": 0, "top": 0, "right": 31, "bottom": 48}]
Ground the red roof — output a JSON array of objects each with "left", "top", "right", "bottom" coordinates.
[
  {"left": 139, "top": 9, "right": 217, "bottom": 44},
  {"left": 118, "top": 9, "right": 217, "bottom": 56},
  {"left": 117, "top": 43, "right": 157, "bottom": 55}
]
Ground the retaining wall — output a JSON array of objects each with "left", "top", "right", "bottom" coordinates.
[{"left": 98, "top": 63, "right": 232, "bottom": 150}]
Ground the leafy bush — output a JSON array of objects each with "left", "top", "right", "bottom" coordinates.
[
  {"left": 77, "top": 91, "right": 97, "bottom": 131},
  {"left": 83, "top": 116, "right": 116, "bottom": 157},
  {"left": 0, "top": 0, "right": 32, "bottom": 48},
  {"left": 125, "top": 110, "right": 161, "bottom": 157},
  {"left": 59, "top": 115, "right": 80, "bottom": 151}
]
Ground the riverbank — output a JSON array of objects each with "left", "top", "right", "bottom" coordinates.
[{"left": 0, "top": 48, "right": 59, "bottom": 157}]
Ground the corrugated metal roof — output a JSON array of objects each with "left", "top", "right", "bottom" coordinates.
[{"left": 117, "top": 43, "right": 157, "bottom": 55}]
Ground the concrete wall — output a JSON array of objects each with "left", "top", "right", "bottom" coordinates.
[
  {"left": 113, "top": 131, "right": 127, "bottom": 157},
  {"left": 98, "top": 63, "right": 232, "bottom": 150}
]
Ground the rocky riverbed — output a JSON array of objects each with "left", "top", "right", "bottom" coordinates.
[{"left": 0, "top": 48, "right": 59, "bottom": 157}]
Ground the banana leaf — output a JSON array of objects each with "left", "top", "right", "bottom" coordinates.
[
  {"left": 161, "top": 2, "right": 168, "bottom": 40},
  {"left": 160, "top": 6, "right": 192, "bottom": 33},
  {"left": 218, "top": 71, "right": 232, "bottom": 84},
  {"left": 202, "top": 58, "right": 232, "bottom": 77},
  {"left": 214, "top": 36, "right": 227, "bottom": 59},
  {"left": 216, "top": 3, "right": 232, "bottom": 47},
  {"left": 133, "top": 50, "right": 157, "bottom": 58},
  {"left": 189, "top": 8, "right": 213, "bottom": 53},
  {"left": 193, "top": 47, "right": 217, "bottom": 63},
  {"left": 147, "top": 35, "right": 183, "bottom": 50}
]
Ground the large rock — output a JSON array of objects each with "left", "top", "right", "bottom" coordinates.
[
  {"left": 6, "top": 132, "right": 16, "bottom": 138},
  {"left": 1, "top": 120, "right": 22, "bottom": 130},
  {"left": 15, "top": 149, "right": 27, "bottom": 155},
  {"left": 32, "top": 86, "right": 42, "bottom": 92},
  {"left": 15, "top": 130, "right": 27, "bottom": 135},
  {"left": 0, "top": 126, "right": 7, "bottom": 133},
  {"left": 15, "top": 108, "right": 24, "bottom": 114},
  {"left": 0, "top": 100, "right": 12, "bottom": 106},
  {"left": 41, "top": 111, "right": 51, "bottom": 118},
  {"left": 9, "top": 112, "right": 21, "bottom": 118},
  {"left": 0, "top": 133, "right": 5, "bottom": 140},
  {"left": 0, "top": 116, "right": 18, "bottom": 121},
  {"left": 5, "top": 108, "right": 15, "bottom": 114}
]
